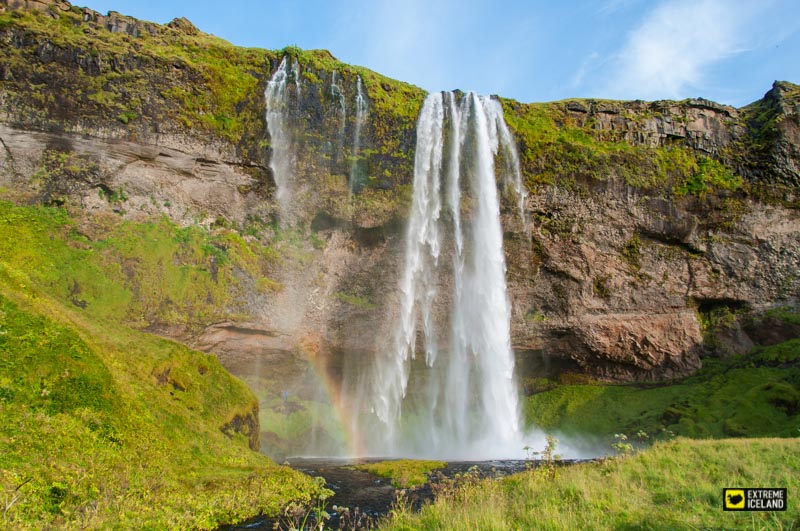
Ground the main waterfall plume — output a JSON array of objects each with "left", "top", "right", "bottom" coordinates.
[{"left": 348, "top": 91, "right": 527, "bottom": 458}]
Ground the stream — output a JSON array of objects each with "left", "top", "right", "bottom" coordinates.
[{"left": 219, "top": 457, "right": 591, "bottom": 530}]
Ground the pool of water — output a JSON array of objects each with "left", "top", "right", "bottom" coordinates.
[{"left": 219, "top": 457, "right": 591, "bottom": 530}]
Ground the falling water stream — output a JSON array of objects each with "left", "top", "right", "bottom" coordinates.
[
  {"left": 346, "top": 91, "right": 528, "bottom": 459},
  {"left": 265, "top": 57, "right": 297, "bottom": 223},
  {"left": 221, "top": 92, "right": 537, "bottom": 531},
  {"left": 223, "top": 78, "right": 554, "bottom": 530},
  {"left": 349, "top": 75, "right": 368, "bottom": 194},
  {"left": 330, "top": 70, "right": 347, "bottom": 161},
  {"left": 266, "top": 57, "right": 530, "bottom": 459}
]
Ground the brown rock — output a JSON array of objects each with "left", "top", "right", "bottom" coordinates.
[
  {"left": 573, "top": 311, "right": 703, "bottom": 380},
  {"left": 168, "top": 17, "right": 199, "bottom": 36}
]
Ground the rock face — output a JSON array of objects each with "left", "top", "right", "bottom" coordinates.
[
  {"left": 220, "top": 402, "right": 261, "bottom": 451},
  {"left": 742, "top": 81, "right": 800, "bottom": 187},
  {"left": 0, "top": 0, "right": 798, "bottom": 407},
  {"left": 560, "top": 97, "right": 740, "bottom": 157},
  {"left": 504, "top": 173, "right": 800, "bottom": 381},
  {"left": 0, "top": 124, "right": 268, "bottom": 225},
  {"left": 2, "top": 0, "right": 70, "bottom": 15},
  {"left": 1, "top": 0, "right": 160, "bottom": 36}
]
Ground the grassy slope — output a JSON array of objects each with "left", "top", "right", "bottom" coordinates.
[
  {"left": 0, "top": 204, "right": 327, "bottom": 528},
  {"left": 0, "top": 200, "right": 280, "bottom": 330},
  {"left": 524, "top": 337, "right": 800, "bottom": 445},
  {"left": 381, "top": 438, "right": 800, "bottom": 530}
]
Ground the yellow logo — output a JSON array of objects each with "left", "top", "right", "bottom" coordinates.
[{"left": 725, "top": 489, "right": 746, "bottom": 510}]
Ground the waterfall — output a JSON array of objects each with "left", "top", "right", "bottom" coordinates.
[
  {"left": 349, "top": 75, "right": 368, "bottom": 194},
  {"left": 330, "top": 70, "right": 347, "bottom": 162},
  {"left": 361, "top": 91, "right": 527, "bottom": 458},
  {"left": 265, "top": 57, "right": 298, "bottom": 224},
  {"left": 292, "top": 59, "right": 302, "bottom": 99},
  {"left": 494, "top": 107, "right": 528, "bottom": 231}
]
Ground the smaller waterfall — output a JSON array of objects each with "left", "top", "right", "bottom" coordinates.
[
  {"left": 349, "top": 75, "right": 368, "bottom": 194},
  {"left": 292, "top": 60, "right": 302, "bottom": 99},
  {"left": 265, "top": 57, "right": 294, "bottom": 223},
  {"left": 331, "top": 70, "right": 347, "bottom": 161},
  {"left": 492, "top": 106, "right": 528, "bottom": 231}
]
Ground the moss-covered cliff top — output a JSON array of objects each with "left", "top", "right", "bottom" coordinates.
[
  {"left": 0, "top": 0, "right": 796, "bottom": 228},
  {"left": 4, "top": 0, "right": 798, "bottom": 204},
  {"left": 0, "top": 0, "right": 425, "bottom": 159}
]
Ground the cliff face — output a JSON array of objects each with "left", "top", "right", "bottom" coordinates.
[{"left": 1, "top": 0, "right": 799, "bottom": 433}]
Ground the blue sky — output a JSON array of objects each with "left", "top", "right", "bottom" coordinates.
[{"left": 80, "top": 0, "right": 799, "bottom": 107}]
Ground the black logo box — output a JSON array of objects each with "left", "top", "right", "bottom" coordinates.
[{"left": 723, "top": 488, "right": 787, "bottom": 511}]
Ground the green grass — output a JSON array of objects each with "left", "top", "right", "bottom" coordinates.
[
  {"left": 0, "top": 200, "right": 277, "bottom": 329},
  {"left": 501, "top": 99, "right": 642, "bottom": 190},
  {"left": 0, "top": 200, "right": 333, "bottom": 527},
  {"left": 671, "top": 154, "right": 742, "bottom": 197},
  {"left": 335, "top": 291, "right": 377, "bottom": 310},
  {"left": 763, "top": 306, "right": 800, "bottom": 326},
  {"left": 524, "top": 341, "right": 800, "bottom": 443},
  {"left": 500, "top": 98, "right": 743, "bottom": 200},
  {"left": 0, "top": 267, "right": 327, "bottom": 529},
  {"left": 353, "top": 460, "right": 446, "bottom": 488},
  {"left": 379, "top": 438, "right": 800, "bottom": 529}
]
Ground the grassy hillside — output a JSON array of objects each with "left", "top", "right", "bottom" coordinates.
[
  {"left": 0, "top": 199, "right": 287, "bottom": 330},
  {"left": 0, "top": 226, "right": 327, "bottom": 528},
  {"left": 524, "top": 335, "right": 800, "bottom": 446},
  {"left": 381, "top": 437, "right": 800, "bottom": 529}
]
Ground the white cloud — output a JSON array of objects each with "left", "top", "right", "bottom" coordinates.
[
  {"left": 602, "top": 0, "right": 748, "bottom": 100},
  {"left": 328, "top": 0, "right": 529, "bottom": 97},
  {"left": 597, "top": 0, "right": 644, "bottom": 16},
  {"left": 572, "top": 51, "right": 601, "bottom": 87},
  {"left": 337, "top": 0, "right": 452, "bottom": 92}
]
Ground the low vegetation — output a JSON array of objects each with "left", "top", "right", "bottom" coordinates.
[
  {"left": 0, "top": 267, "right": 327, "bottom": 529},
  {"left": 524, "top": 338, "right": 800, "bottom": 445},
  {"left": 501, "top": 98, "right": 744, "bottom": 202},
  {"left": 353, "top": 459, "right": 446, "bottom": 488},
  {"left": 335, "top": 291, "right": 377, "bottom": 310},
  {"left": 0, "top": 200, "right": 278, "bottom": 330},
  {"left": 381, "top": 438, "right": 800, "bottom": 529}
]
